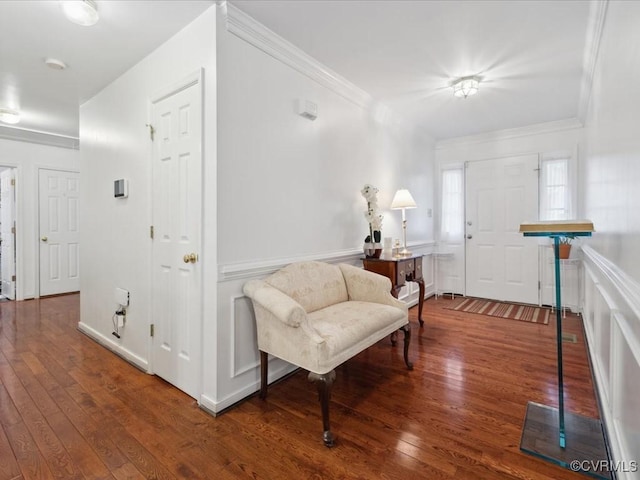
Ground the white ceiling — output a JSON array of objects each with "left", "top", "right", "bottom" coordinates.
[
  {"left": 0, "top": 0, "right": 214, "bottom": 140},
  {"left": 232, "top": 0, "right": 593, "bottom": 140},
  {"left": 0, "top": 0, "right": 594, "bottom": 144}
]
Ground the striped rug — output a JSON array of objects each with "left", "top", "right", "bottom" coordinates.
[{"left": 444, "top": 297, "right": 550, "bottom": 325}]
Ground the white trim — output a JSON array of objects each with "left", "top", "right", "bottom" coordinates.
[
  {"left": 230, "top": 294, "right": 259, "bottom": 378},
  {"left": 200, "top": 361, "right": 297, "bottom": 414},
  {"left": 150, "top": 69, "right": 202, "bottom": 105},
  {"left": 582, "top": 245, "right": 640, "bottom": 322},
  {"left": 218, "top": 241, "right": 435, "bottom": 282},
  {"left": 577, "top": 0, "right": 609, "bottom": 123},
  {"left": 435, "top": 118, "right": 583, "bottom": 150},
  {"left": 224, "top": 3, "right": 373, "bottom": 110},
  {"left": 77, "top": 322, "right": 150, "bottom": 372},
  {"left": 0, "top": 125, "right": 79, "bottom": 150}
]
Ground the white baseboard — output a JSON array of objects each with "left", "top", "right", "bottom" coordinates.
[{"left": 77, "top": 322, "right": 149, "bottom": 373}]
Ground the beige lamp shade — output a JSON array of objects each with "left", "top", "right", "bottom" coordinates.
[{"left": 390, "top": 189, "right": 417, "bottom": 209}]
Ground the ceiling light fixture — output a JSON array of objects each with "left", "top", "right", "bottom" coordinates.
[
  {"left": 0, "top": 108, "right": 21, "bottom": 125},
  {"left": 45, "top": 58, "right": 67, "bottom": 70},
  {"left": 452, "top": 75, "right": 480, "bottom": 98},
  {"left": 61, "top": 0, "right": 100, "bottom": 27}
]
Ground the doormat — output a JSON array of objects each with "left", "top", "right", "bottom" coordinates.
[{"left": 444, "top": 297, "right": 550, "bottom": 325}]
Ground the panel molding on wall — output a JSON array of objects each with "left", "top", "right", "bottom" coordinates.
[
  {"left": 581, "top": 245, "right": 640, "bottom": 479},
  {"left": 212, "top": 244, "right": 436, "bottom": 414}
]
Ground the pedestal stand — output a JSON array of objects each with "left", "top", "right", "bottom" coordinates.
[{"left": 519, "top": 223, "right": 609, "bottom": 479}]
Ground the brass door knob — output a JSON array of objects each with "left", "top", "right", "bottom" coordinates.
[
  {"left": 41, "top": 236, "right": 48, "bottom": 242},
  {"left": 183, "top": 253, "right": 198, "bottom": 264}
]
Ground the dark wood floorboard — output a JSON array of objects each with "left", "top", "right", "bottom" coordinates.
[{"left": 0, "top": 293, "right": 598, "bottom": 479}]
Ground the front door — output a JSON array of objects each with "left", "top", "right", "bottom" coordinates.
[
  {"left": 38, "top": 169, "right": 80, "bottom": 296},
  {"left": 150, "top": 72, "right": 202, "bottom": 400},
  {"left": 1, "top": 169, "right": 16, "bottom": 299},
  {"left": 465, "top": 155, "right": 539, "bottom": 304}
]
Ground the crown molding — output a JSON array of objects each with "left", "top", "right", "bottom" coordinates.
[
  {"left": 224, "top": 3, "right": 374, "bottom": 110},
  {"left": 435, "top": 118, "right": 583, "bottom": 150},
  {"left": 577, "top": 0, "right": 609, "bottom": 124},
  {"left": 0, "top": 125, "right": 79, "bottom": 150}
]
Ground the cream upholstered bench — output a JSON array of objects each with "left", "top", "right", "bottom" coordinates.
[{"left": 243, "top": 261, "right": 412, "bottom": 447}]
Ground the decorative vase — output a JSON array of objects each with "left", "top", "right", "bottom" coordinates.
[{"left": 364, "top": 242, "right": 382, "bottom": 258}]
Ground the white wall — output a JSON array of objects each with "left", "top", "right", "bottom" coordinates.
[
  {"left": 0, "top": 138, "right": 79, "bottom": 300},
  {"left": 78, "top": 8, "right": 217, "bottom": 375},
  {"left": 211, "top": 4, "right": 435, "bottom": 412},
  {"left": 434, "top": 121, "right": 583, "bottom": 296},
  {"left": 580, "top": 1, "right": 640, "bottom": 474}
]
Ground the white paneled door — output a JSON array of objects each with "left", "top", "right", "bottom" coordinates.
[
  {"left": 39, "top": 169, "right": 80, "bottom": 296},
  {"left": 1, "top": 169, "right": 16, "bottom": 299},
  {"left": 465, "top": 155, "right": 539, "bottom": 304},
  {"left": 151, "top": 72, "right": 202, "bottom": 400}
]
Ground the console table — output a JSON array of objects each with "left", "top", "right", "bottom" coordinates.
[{"left": 362, "top": 254, "right": 425, "bottom": 326}]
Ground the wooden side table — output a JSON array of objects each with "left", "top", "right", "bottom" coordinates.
[{"left": 362, "top": 254, "right": 425, "bottom": 326}]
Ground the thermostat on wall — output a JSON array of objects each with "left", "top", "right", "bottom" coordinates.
[{"left": 114, "top": 179, "right": 128, "bottom": 198}]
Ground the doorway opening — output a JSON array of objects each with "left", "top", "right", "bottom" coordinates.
[{"left": 0, "top": 166, "right": 17, "bottom": 301}]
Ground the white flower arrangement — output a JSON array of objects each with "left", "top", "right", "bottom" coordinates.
[{"left": 361, "top": 184, "right": 383, "bottom": 244}]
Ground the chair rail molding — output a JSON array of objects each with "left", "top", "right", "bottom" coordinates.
[{"left": 218, "top": 241, "right": 435, "bottom": 282}]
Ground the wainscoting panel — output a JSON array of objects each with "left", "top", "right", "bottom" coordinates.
[
  {"left": 582, "top": 246, "right": 640, "bottom": 479},
  {"left": 213, "top": 243, "right": 435, "bottom": 414}
]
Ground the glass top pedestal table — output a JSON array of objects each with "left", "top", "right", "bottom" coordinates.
[{"left": 518, "top": 220, "right": 610, "bottom": 479}]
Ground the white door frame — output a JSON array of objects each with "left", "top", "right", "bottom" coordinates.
[
  {"left": 36, "top": 167, "right": 80, "bottom": 298},
  {"left": 148, "top": 69, "right": 204, "bottom": 399},
  {"left": 0, "top": 164, "right": 23, "bottom": 300}
]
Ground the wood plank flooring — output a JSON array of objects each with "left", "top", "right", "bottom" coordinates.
[{"left": 0, "top": 294, "right": 598, "bottom": 479}]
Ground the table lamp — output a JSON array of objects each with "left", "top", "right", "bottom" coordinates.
[{"left": 390, "top": 189, "right": 417, "bottom": 256}]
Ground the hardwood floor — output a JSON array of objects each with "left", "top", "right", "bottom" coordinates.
[{"left": 0, "top": 293, "right": 598, "bottom": 479}]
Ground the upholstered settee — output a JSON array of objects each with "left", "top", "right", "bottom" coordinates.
[{"left": 243, "top": 261, "right": 413, "bottom": 447}]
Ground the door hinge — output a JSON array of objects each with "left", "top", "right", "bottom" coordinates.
[
  {"left": 538, "top": 281, "right": 541, "bottom": 290},
  {"left": 146, "top": 123, "right": 155, "bottom": 141},
  {"left": 11, "top": 226, "right": 15, "bottom": 234},
  {"left": 10, "top": 179, "right": 15, "bottom": 186},
  {"left": 150, "top": 324, "right": 155, "bottom": 337},
  {"left": 11, "top": 275, "right": 16, "bottom": 282},
  {"left": 150, "top": 226, "right": 154, "bottom": 239}
]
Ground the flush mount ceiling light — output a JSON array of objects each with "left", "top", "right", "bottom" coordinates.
[
  {"left": 452, "top": 75, "right": 481, "bottom": 98},
  {"left": 61, "top": 0, "right": 100, "bottom": 26},
  {"left": 45, "top": 58, "right": 67, "bottom": 70},
  {"left": 0, "top": 108, "right": 21, "bottom": 125}
]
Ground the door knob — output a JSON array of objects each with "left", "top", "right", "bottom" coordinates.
[
  {"left": 183, "top": 253, "right": 198, "bottom": 264},
  {"left": 466, "top": 234, "right": 473, "bottom": 239},
  {"left": 41, "top": 236, "right": 48, "bottom": 242}
]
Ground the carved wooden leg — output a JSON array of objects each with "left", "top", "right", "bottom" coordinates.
[
  {"left": 260, "top": 351, "right": 268, "bottom": 399},
  {"left": 401, "top": 324, "right": 413, "bottom": 370},
  {"left": 416, "top": 278, "right": 425, "bottom": 326},
  {"left": 308, "top": 370, "right": 337, "bottom": 447}
]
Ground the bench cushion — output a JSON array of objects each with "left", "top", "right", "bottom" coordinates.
[
  {"left": 307, "top": 301, "right": 407, "bottom": 372},
  {"left": 266, "top": 261, "right": 348, "bottom": 314}
]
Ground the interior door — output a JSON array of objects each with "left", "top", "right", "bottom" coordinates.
[
  {"left": 151, "top": 72, "right": 202, "bottom": 400},
  {"left": 465, "top": 155, "right": 539, "bottom": 304},
  {"left": 39, "top": 169, "right": 80, "bottom": 296},
  {"left": 1, "top": 169, "right": 16, "bottom": 299}
]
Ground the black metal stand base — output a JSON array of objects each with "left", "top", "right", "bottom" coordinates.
[{"left": 520, "top": 402, "right": 611, "bottom": 479}]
